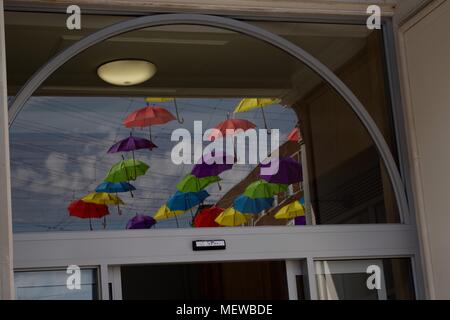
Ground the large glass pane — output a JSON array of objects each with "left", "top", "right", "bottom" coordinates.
[
  {"left": 15, "top": 268, "right": 99, "bottom": 300},
  {"left": 6, "top": 11, "right": 401, "bottom": 232},
  {"left": 315, "top": 258, "right": 415, "bottom": 300}
]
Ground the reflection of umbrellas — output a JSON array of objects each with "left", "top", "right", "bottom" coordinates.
[
  {"left": 208, "top": 118, "right": 256, "bottom": 141},
  {"left": 193, "top": 207, "right": 224, "bottom": 228},
  {"left": 287, "top": 127, "right": 301, "bottom": 142},
  {"left": 215, "top": 208, "right": 247, "bottom": 227},
  {"left": 260, "top": 157, "right": 302, "bottom": 185},
  {"left": 82, "top": 192, "right": 124, "bottom": 216},
  {"left": 145, "top": 97, "right": 184, "bottom": 123},
  {"left": 274, "top": 201, "right": 305, "bottom": 220},
  {"left": 107, "top": 135, "right": 157, "bottom": 153},
  {"left": 82, "top": 192, "right": 124, "bottom": 205},
  {"left": 67, "top": 200, "right": 109, "bottom": 230},
  {"left": 244, "top": 180, "right": 288, "bottom": 199},
  {"left": 123, "top": 105, "right": 176, "bottom": 139},
  {"left": 192, "top": 152, "right": 234, "bottom": 178},
  {"left": 166, "top": 190, "right": 210, "bottom": 211},
  {"left": 233, "top": 195, "right": 274, "bottom": 214},
  {"left": 176, "top": 174, "right": 221, "bottom": 193},
  {"left": 105, "top": 159, "right": 149, "bottom": 182},
  {"left": 153, "top": 205, "right": 184, "bottom": 220},
  {"left": 95, "top": 182, "right": 136, "bottom": 193},
  {"left": 234, "top": 98, "right": 280, "bottom": 130},
  {"left": 126, "top": 215, "right": 157, "bottom": 229}
]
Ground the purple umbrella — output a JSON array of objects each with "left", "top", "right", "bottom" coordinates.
[
  {"left": 259, "top": 157, "right": 302, "bottom": 185},
  {"left": 191, "top": 151, "right": 234, "bottom": 178},
  {"left": 126, "top": 214, "right": 157, "bottom": 230},
  {"left": 107, "top": 134, "right": 157, "bottom": 154}
]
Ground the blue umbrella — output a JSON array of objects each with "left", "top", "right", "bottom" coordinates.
[
  {"left": 233, "top": 195, "right": 274, "bottom": 214},
  {"left": 95, "top": 181, "right": 136, "bottom": 193},
  {"left": 299, "top": 197, "right": 305, "bottom": 205},
  {"left": 166, "top": 190, "right": 210, "bottom": 211}
]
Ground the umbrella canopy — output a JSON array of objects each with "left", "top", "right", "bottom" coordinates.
[
  {"left": 191, "top": 152, "right": 234, "bottom": 178},
  {"left": 176, "top": 174, "right": 221, "bottom": 193},
  {"left": 287, "top": 127, "right": 302, "bottom": 142},
  {"left": 243, "top": 180, "right": 288, "bottom": 199},
  {"left": 68, "top": 200, "right": 109, "bottom": 219},
  {"left": 233, "top": 98, "right": 279, "bottom": 113},
  {"left": 260, "top": 157, "right": 302, "bottom": 185},
  {"left": 208, "top": 118, "right": 256, "bottom": 141},
  {"left": 193, "top": 207, "right": 224, "bottom": 228},
  {"left": 123, "top": 106, "right": 176, "bottom": 128},
  {"left": 153, "top": 205, "right": 185, "bottom": 221},
  {"left": 107, "top": 135, "right": 157, "bottom": 153},
  {"left": 126, "top": 214, "right": 157, "bottom": 229},
  {"left": 215, "top": 208, "right": 248, "bottom": 227},
  {"left": 82, "top": 192, "right": 124, "bottom": 205},
  {"left": 233, "top": 195, "right": 274, "bottom": 214},
  {"left": 95, "top": 181, "right": 136, "bottom": 193},
  {"left": 274, "top": 201, "right": 305, "bottom": 220},
  {"left": 105, "top": 159, "right": 149, "bottom": 182},
  {"left": 166, "top": 190, "right": 210, "bottom": 211}
]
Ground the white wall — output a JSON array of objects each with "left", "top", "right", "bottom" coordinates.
[{"left": 399, "top": 0, "right": 450, "bottom": 299}]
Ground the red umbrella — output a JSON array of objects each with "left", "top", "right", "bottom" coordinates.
[
  {"left": 208, "top": 118, "right": 256, "bottom": 141},
  {"left": 287, "top": 127, "right": 302, "bottom": 142},
  {"left": 123, "top": 106, "right": 176, "bottom": 139},
  {"left": 68, "top": 200, "right": 109, "bottom": 230},
  {"left": 193, "top": 207, "right": 224, "bottom": 227}
]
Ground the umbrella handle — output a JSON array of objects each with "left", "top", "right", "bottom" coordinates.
[
  {"left": 261, "top": 107, "right": 271, "bottom": 135},
  {"left": 174, "top": 98, "right": 184, "bottom": 124}
]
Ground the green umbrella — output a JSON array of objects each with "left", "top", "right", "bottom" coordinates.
[
  {"left": 244, "top": 180, "right": 288, "bottom": 199},
  {"left": 105, "top": 159, "right": 149, "bottom": 182},
  {"left": 176, "top": 174, "right": 221, "bottom": 193}
]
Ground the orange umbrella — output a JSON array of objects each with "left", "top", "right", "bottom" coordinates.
[
  {"left": 123, "top": 106, "right": 176, "bottom": 139},
  {"left": 208, "top": 118, "right": 256, "bottom": 141}
]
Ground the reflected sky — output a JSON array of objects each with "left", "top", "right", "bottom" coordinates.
[{"left": 10, "top": 97, "right": 297, "bottom": 232}]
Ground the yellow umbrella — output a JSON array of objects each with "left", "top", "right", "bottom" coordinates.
[
  {"left": 274, "top": 201, "right": 305, "bottom": 220},
  {"left": 153, "top": 205, "right": 185, "bottom": 228},
  {"left": 234, "top": 98, "right": 280, "bottom": 130},
  {"left": 215, "top": 208, "right": 248, "bottom": 227},
  {"left": 82, "top": 192, "right": 124, "bottom": 205},
  {"left": 145, "top": 97, "right": 184, "bottom": 123}
]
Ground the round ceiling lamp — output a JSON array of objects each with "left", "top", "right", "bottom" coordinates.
[{"left": 97, "top": 59, "right": 157, "bottom": 86}]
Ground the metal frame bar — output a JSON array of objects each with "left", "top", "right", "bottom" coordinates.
[{"left": 7, "top": 13, "right": 410, "bottom": 226}]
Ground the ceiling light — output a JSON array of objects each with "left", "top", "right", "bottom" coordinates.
[{"left": 97, "top": 60, "right": 157, "bottom": 86}]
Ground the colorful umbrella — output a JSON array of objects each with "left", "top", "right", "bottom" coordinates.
[
  {"left": 107, "top": 134, "right": 157, "bottom": 154},
  {"left": 153, "top": 205, "right": 185, "bottom": 220},
  {"left": 208, "top": 118, "right": 256, "bottom": 141},
  {"left": 287, "top": 127, "right": 302, "bottom": 142},
  {"left": 126, "top": 214, "right": 157, "bottom": 229},
  {"left": 67, "top": 200, "right": 109, "bottom": 230},
  {"left": 193, "top": 207, "right": 224, "bottom": 228},
  {"left": 233, "top": 195, "right": 274, "bottom": 214},
  {"left": 243, "top": 180, "right": 288, "bottom": 199},
  {"left": 81, "top": 192, "right": 124, "bottom": 205},
  {"left": 176, "top": 174, "right": 221, "bottom": 193},
  {"left": 95, "top": 181, "right": 136, "bottom": 193},
  {"left": 215, "top": 208, "right": 247, "bottom": 227},
  {"left": 105, "top": 159, "right": 149, "bottom": 182},
  {"left": 166, "top": 190, "right": 209, "bottom": 212},
  {"left": 274, "top": 201, "right": 305, "bottom": 220},
  {"left": 233, "top": 98, "right": 280, "bottom": 130},
  {"left": 191, "top": 151, "right": 234, "bottom": 178},
  {"left": 123, "top": 105, "right": 176, "bottom": 139},
  {"left": 145, "top": 97, "right": 184, "bottom": 123},
  {"left": 260, "top": 157, "right": 302, "bottom": 185}
]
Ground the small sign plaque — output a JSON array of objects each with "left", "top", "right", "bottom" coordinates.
[{"left": 192, "top": 240, "right": 226, "bottom": 251}]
